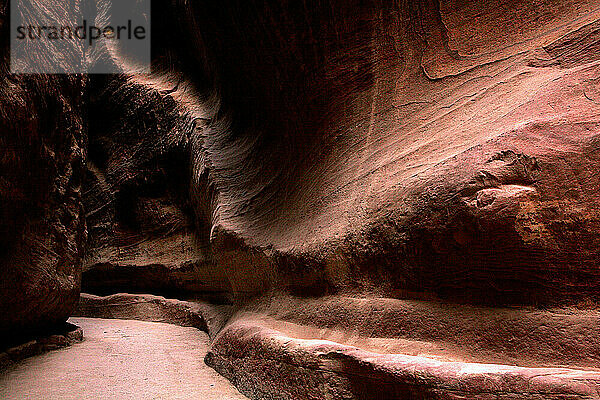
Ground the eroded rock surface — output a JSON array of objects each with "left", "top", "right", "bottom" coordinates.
[{"left": 83, "top": 0, "right": 600, "bottom": 306}]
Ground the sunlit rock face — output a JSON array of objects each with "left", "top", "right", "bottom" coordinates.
[
  {"left": 87, "top": 0, "right": 600, "bottom": 306},
  {"left": 0, "top": 1, "right": 86, "bottom": 340},
  {"left": 196, "top": 0, "right": 600, "bottom": 306}
]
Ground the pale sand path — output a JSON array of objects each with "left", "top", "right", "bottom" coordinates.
[{"left": 0, "top": 317, "right": 247, "bottom": 400}]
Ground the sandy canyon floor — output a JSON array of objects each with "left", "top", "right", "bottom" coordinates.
[{"left": 0, "top": 317, "right": 247, "bottom": 400}]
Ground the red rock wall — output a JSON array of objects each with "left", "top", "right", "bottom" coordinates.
[{"left": 117, "top": 0, "right": 600, "bottom": 306}]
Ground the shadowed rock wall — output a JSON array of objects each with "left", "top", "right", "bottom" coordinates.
[{"left": 0, "top": 0, "right": 87, "bottom": 341}]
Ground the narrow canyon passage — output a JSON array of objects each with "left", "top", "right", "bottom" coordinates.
[
  {"left": 0, "top": 318, "right": 247, "bottom": 400},
  {"left": 3, "top": 0, "right": 600, "bottom": 398}
]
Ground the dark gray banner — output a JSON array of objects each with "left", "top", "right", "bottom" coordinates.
[{"left": 11, "top": 0, "right": 150, "bottom": 74}]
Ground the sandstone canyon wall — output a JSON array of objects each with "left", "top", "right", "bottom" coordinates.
[
  {"left": 84, "top": 0, "right": 600, "bottom": 305},
  {"left": 0, "top": 0, "right": 86, "bottom": 342}
]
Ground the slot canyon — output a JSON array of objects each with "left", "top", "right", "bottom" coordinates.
[{"left": 1, "top": 0, "right": 600, "bottom": 398}]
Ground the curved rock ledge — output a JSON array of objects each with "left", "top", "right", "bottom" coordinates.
[
  {"left": 241, "top": 295, "right": 600, "bottom": 370},
  {"left": 74, "top": 292, "right": 230, "bottom": 338},
  {"left": 207, "top": 321, "right": 600, "bottom": 400},
  {"left": 0, "top": 323, "right": 83, "bottom": 371}
]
